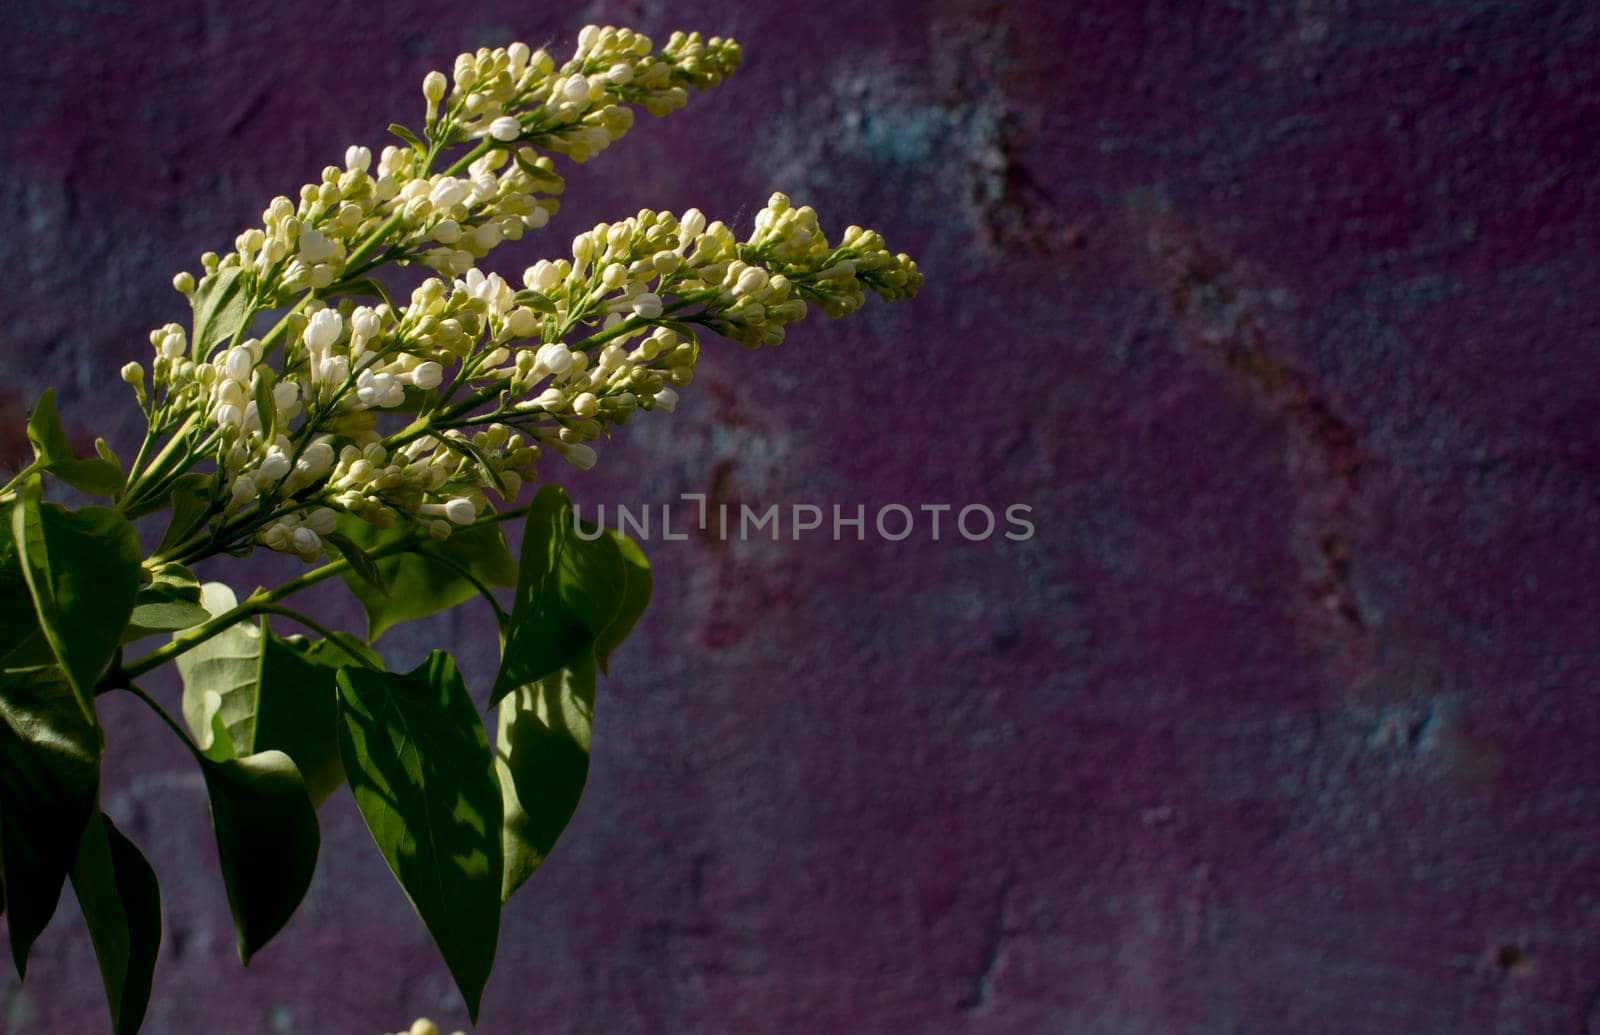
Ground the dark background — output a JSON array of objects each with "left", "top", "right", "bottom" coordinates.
[{"left": 3, "top": 0, "right": 1599, "bottom": 1031}]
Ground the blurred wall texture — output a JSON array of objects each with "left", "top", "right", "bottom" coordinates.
[{"left": 2, "top": 1, "right": 1599, "bottom": 1032}]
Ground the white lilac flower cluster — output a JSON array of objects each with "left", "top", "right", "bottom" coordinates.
[
  {"left": 171, "top": 26, "right": 741, "bottom": 306},
  {"left": 250, "top": 292, "right": 542, "bottom": 555},
  {"left": 440, "top": 27, "right": 743, "bottom": 159},
  {"left": 522, "top": 193, "right": 924, "bottom": 350},
  {"left": 123, "top": 29, "right": 919, "bottom": 566}
]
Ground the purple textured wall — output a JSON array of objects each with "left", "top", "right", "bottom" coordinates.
[{"left": 3, "top": 1, "right": 1599, "bottom": 1031}]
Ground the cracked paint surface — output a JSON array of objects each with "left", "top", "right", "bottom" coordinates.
[{"left": 1, "top": 1, "right": 1599, "bottom": 1032}]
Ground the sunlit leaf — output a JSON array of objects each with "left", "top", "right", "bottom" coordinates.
[
  {"left": 496, "top": 655, "right": 594, "bottom": 902},
  {"left": 190, "top": 267, "right": 249, "bottom": 359},
  {"left": 124, "top": 563, "right": 210, "bottom": 639},
  {"left": 25, "top": 389, "right": 124, "bottom": 497},
  {"left": 154, "top": 473, "right": 214, "bottom": 555},
  {"left": 387, "top": 122, "right": 427, "bottom": 155},
  {"left": 490, "top": 485, "right": 625, "bottom": 705},
  {"left": 335, "top": 516, "right": 515, "bottom": 642},
  {"left": 177, "top": 582, "right": 365, "bottom": 802},
  {"left": 176, "top": 583, "right": 259, "bottom": 763},
  {"left": 494, "top": 489, "right": 652, "bottom": 900},
  {"left": 592, "top": 531, "right": 652, "bottom": 675},
  {"left": 337, "top": 653, "right": 502, "bottom": 1021}
]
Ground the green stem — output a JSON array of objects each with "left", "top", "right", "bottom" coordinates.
[
  {"left": 123, "top": 682, "right": 198, "bottom": 753},
  {"left": 344, "top": 212, "right": 407, "bottom": 270},
  {"left": 340, "top": 140, "right": 491, "bottom": 273},
  {"left": 120, "top": 565, "right": 350, "bottom": 681},
  {"left": 567, "top": 292, "right": 712, "bottom": 352},
  {"left": 119, "top": 412, "right": 200, "bottom": 512},
  {"left": 0, "top": 458, "right": 43, "bottom": 500},
  {"left": 422, "top": 553, "right": 509, "bottom": 630},
  {"left": 121, "top": 427, "right": 158, "bottom": 500},
  {"left": 119, "top": 501, "right": 533, "bottom": 679},
  {"left": 443, "top": 139, "right": 492, "bottom": 176}
]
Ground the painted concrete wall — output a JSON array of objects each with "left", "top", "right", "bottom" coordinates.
[{"left": 2, "top": 1, "right": 1598, "bottom": 1031}]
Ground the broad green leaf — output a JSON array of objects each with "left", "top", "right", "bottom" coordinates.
[
  {"left": 177, "top": 583, "right": 366, "bottom": 802},
  {"left": 124, "top": 563, "right": 210, "bottom": 639},
  {"left": 71, "top": 812, "right": 161, "bottom": 1035},
  {"left": 155, "top": 473, "right": 214, "bottom": 555},
  {"left": 490, "top": 485, "right": 625, "bottom": 705},
  {"left": 200, "top": 750, "right": 319, "bottom": 963},
  {"left": 12, "top": 479, "right": 142, "bottom": 719},
  {"left": 190, "top": 266, "right": 250, "bottom": 359},
  {"left": 337, "top": 653, "right": 502, "bottom": 1021},
  {"left": 592, "top": 532, "right": 652, "bottom": 675},
  {"left": 25, "top": 389, "right": 125, "bottom": 497},
  {"left": 496, "top": 655, "right": 594, "bottom": 902},
  {"left": 0, "top": 664, "right": 102, "bottom": 976},
  {"left": 335, "top": 516, "right": 516, "bottom": 642},
  {"left": 493, "top": 517, "right": 649, "bottom": 900}
]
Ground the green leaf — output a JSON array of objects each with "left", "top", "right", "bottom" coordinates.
[
  {"left": 124, "top": 563, "right": 210, "bottom": 639},
  {"left": 336, "top": 653, "right": 502, "bottom": 1021},
  {"left": 254, "top": 634, "right": 370, "bottom": 804},
  {"left": 190, "top": 266, "right": 250, "bottom": 359},
  {"left": 324, "top": 531, "right": 388, "bottom": 596},
  {"left": 155, "top": 473, "right": 214, "bottom": 555},
  {"left": 335, "top": 516, "right": 516, "bottom": 642},
  {"left": 71, "top": 812, "right": 161, "bottom": 1035},
  {"left": 592, "top": 532, "right": 652, "bottom": 675},
  {"left": 491, "top": 494, "right": 651, "bottom": 898},
  {"left": 12, "top": 479, "right": 142, "bottom": 720},
  {"left": 0, "top": 664, "right": 102, "bottom": 976},
  {"left": 490, "top": 485, "right": 625, "bottom": 705},
  {"left": 496, "top": 655, "right": 594, "bottom": 902},
  {"left": 25, "top": 389, "right": 124, "bottom": 497},
  {"left": 177, "top": 583, "right": 365, "bottom": 803},
  {"left": 176, "top": 583, "right": 259, "bottom": 763},
  {"left": 199, "top": 750, "right": 320, "bottom": 963},
  {"left": 94, "top": 438, "right": 122, "bottom": 471},
  {"left": 388, "top": 122, "right": 427, "bottom": 155},
  {"left": 512, "top": 289, "right": 557, "bottom": 314}
]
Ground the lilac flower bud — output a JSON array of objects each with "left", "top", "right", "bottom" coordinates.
[{"left": 304, "top": 309, "right": 343, "bottom": 352}]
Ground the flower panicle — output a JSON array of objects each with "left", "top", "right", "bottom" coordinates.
[
  {"left": 167, "top": 25, "right": 741, "bottom": 315},
  {"left": 129, "top": 29, "right": 921, "bottom": 567}
]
